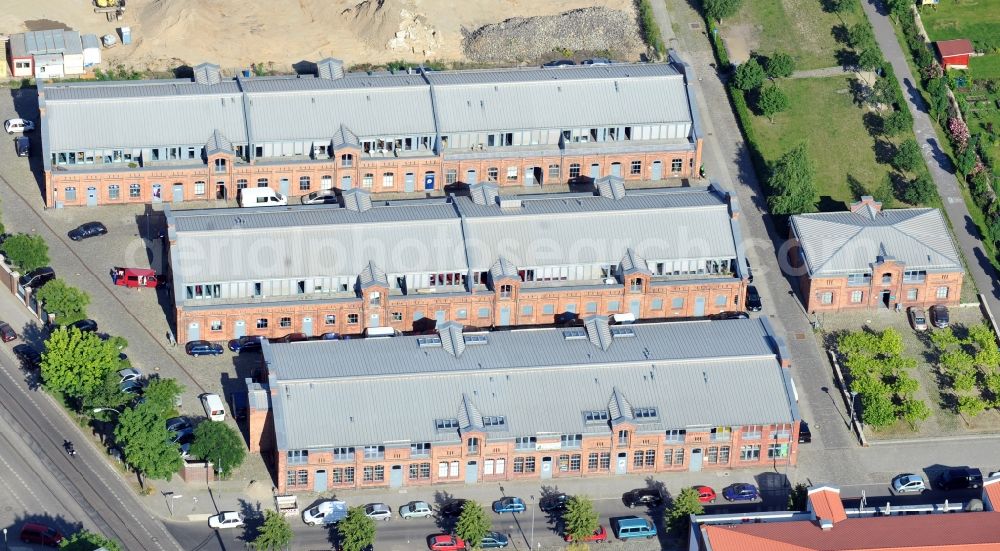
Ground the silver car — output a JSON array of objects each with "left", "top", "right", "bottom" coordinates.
[
  {"left": 892, "top": 473, "right": 926, "bottom": 493},
  {"left": 399, "top": 500, "right": 433, "bottom": 519},
  {"left": 301, "top": 190, "right": 338, "bottom": 205},
  {"left": 364, "top": 502, "right": 392, "bottom": 521},
  {"left": 908, "top": 307, "right": 928, "bottom": 331}
]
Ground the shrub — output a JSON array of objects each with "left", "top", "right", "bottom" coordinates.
[
  {"left": 703, "top": 0, "right": 744, "bottom": 21},
  {"left": 765, "top": 52, "right": 795, "bottom": 78},
  {"left": 637, "top": 0, "right": 666, "bottom": 58},
  {"left": 733, "top": 58, "right": 765, "bottom": 91}
]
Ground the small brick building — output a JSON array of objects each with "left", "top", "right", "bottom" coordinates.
[
  {"left": 935, "top": 39, "right": 974, "bottom": 71},
  {"left": 788, "top": 197, "right": 963, "bottom": 313}
]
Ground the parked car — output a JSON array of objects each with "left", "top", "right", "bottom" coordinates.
[
  {"left": 117, "top": 367, "right": 143, "bottom": 383},
  {"left": 276, "top": 332, "right": 308, "bottom": 343},
  {"left": 936, "top": 467, "right": 984, "bottom": 490},
  {"left": 712, "top": 311, "right": 749, "bottom": 320},
  {"left": 799, "top": 420, "right": 812, "bottom": 443},
  {"left": 694, "top": 485, "right": 717, "bottom": 504},
  {"left": 14, "top": 135, "right": 29, "bottom": 157},
  {"left": 439, "top": 499, "right": 468, "bottom": 517},
  {"left": 399, "top": 500, "right": 433, "bottom": 519},
  {"left": 492, "top": 496, "right": 526, "bottom": 514},
  {"left": 19, "top": 522, "right": 62, "bottom": 546},
  {"left": 722, "top": 483, "right": 759, "bottom": 502},
  {"left": 19, "top": 267, "right": 55, "bottom": 289},
  {"left": 744, "top": 258, "right": 754, "bottom": 282},
  {"left": 908, "top": 307, "right": 928, "bottom": 331},
  {"left": 930, "top": 305, "right": 950, "bottom": 328},
  {"left": 564, "top": 525, "right": 608, "bottom": 543},
  {"left": 165, "top": 416, "right": 193, "bottom": 434},
  {"left": 319, "top": 332, "right": 340, "bottom": 340},
  {"left": 68, "top": 318, "right": 98, "bottom": 333},
  {"left": 185, "top": 340, "right": 224, "bottom": 356},
  {"left": 543, "top": 59, "right": 575, "bottom": 67},
  {"left": 610, "top": 516, "right": 657, "bottom": 540},
  {"left": 892, "top": 473, "right": 927, "bottom": 494},
  {"left": 303, "top": 500, "right": 348, "bottom": 526},
  {"left": 622, "top": 488, "right": 663, "bottom": 508},
  {"left": 175, "top": 432, "right": 195, "bottom": 458},
  {"left": 208, "top": 511, "right": 245, "bottom": 529},
  {"left": 539, "top": 493, "right": 570, "bottom": 513},
  {"left": 428, "top": 535, "right": 466, "bottom": 551},
  {"left": 581, "top": 57, "right": 611, "bottom": 65},
  {"left": 4, "top": 118, "right": 35, "bottom": 134},
  {"left": 480, "top": 532, "right": 509, "bottom": 548},
  {"left": 201, "top": 393, "right": 226, "bottom": 421},
  {"left": 12, "top": 344, "right": 41, "bottom": 370},
  {"left": 364, "top": 503, "right": 392, "bottom": 521},
  {"left": 67, "top": 221, "right": 108, "bottom": 241},
  {"left": 119, "top": 380, "right": 144, "bottom": 397},
  {"left": 745, "top": 285, "right": 762, "bottom": 312},
  {"left": 301, "top": 189, "right": 339, "bottom": 205},
  {"left": 0, "top": 321, "right": 17, "bottom": 342},
  {"left": 228, "top": 335, "right": 262, "bottom": 352}
]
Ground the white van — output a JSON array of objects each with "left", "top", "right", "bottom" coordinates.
[
  {"left": 364, "top": 327, "right": 400, "bottom": 339},
  {"left": 201, "top": 393, "right": 226, "bottom": 421},
  {"left": 238, "top": 187, "right": 287, "bottom": 208}
]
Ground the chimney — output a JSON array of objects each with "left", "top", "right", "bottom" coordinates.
[{"left": 850, "top": 195, "right": 882, "bottom": 215}]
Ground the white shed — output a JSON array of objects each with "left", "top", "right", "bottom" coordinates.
[
  {"left": 61, "top": 30, "right": 84, "bottom": 75},
  {"left": 34, "top": 53, "right": 64, "bottom": 78},
  {"left": 81, "top": 34, "right": 101, "bottom": 67}
]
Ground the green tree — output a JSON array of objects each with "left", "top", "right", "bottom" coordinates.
[
  {"left": 767, "top": 144, "right": 817, "bottom": 215},
  {"left": 901, "top": 173, "right": 936, "bottom": 205},
  {"left": 930, "top": 327, "right": 961, "bottom": 351},
  {"left": 765, "top": 52, "right": 795, "bottom": 79},
  {"left": 882, "top": 110, "right": 911, "bottom": 136},
  {"left": 757, "top": 85, "right": 790, "bottom": 122},
  {"left": 142, "top": 377, "right": 184, "bottom": 417},
  {"left": 82, "top": 371, "right": 132, "bottom": 415},
  {"left": 2, "top": 233, "right": 49, "bottom": 273},
  {"left": 665, "top": 487, "right": 704, "bottom": 534},
  {"left": 860, "top": 390, "right": 896, "bottom": 427},
  {"left": 967, "top": 323, "right": 997, "bottom": 350},
  {"left": 958, "top": 395, "right": 987, "bottom": 418},
  {"left": 253, "top": 510, "right": 294, "bottom": 551},
  {"left": 35, "top": 279, "right": 90, "bottom": 325},
  {"left": 872, "top": 174, "right": 896, "bottom": 208},
  {"left": 899, "top": 398, "right": 931, "bottom": 429},
  {"left": 858, "top": 48, "right": 884, "bottom": 71},
  {"left": 893, "top": 139, "right": 923, "bottom": 173},
  {"left": 563, "top": 495, "right": 600, "bottom": 543},
  {"left": 114, "top": 401, "right": 183, "bottom": 484},
  {"left": 848, "top": 23, "right": 875, "bottom": 51},
  {"left": 956, "top": 135, "right": 980, "bottom": 176},
  {"left": 455, "top": 501, "right": 491, "bottom": 549},
  {"left": 733, "top": 58, "right": 765, "bottom": 91},
  {"left": 338, "top": 506, "right": 377, "bottom": 551},
  {"left": 885, "top": 0, "right": 911, "bottom": 17},
  {"left": 41, "top": 327, "right": 120, "bottom": 399},
  {"left": 787, "top": 483, "right": 808, "bottom": 510},
  {"left": 189, "top": 420, "right": 246, "bottom": 477},
  {"left": 59, "top": 530, "right": 123, "bottom": 551},
  {"left": 703, "top": 0, "right": 744, "bottom": 21},
  {"left": 826, "top": 0, "right": 854, "bottom": 13}
]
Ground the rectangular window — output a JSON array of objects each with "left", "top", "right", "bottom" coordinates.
[
  {"left": 674, "top": 449, "right": 685, "bottom": 465},
  {"left": 382, "top": 172, "right": 394, "bottom": 188},
  {"left": 324, "top": 314, "right": 336, "bottom": 325},
  {"left": 287, "top": 450, "right": 309, "bottom": 465},
  {"left": 279, "top": 317, "right": 292, "bottom": 328},
  {"left": 560, "top": 434, "right": 582, "bottom": 448},
  {"left": 607, "top": 300, "right": 620, "bottom": 311},
  {"left": 548, "top": 164, "right": 560, "bottom": 179},
  {"left": 569, "top": 164, "right": 581, "bottom": 179},
  {"left": 630, "top": 160, "right": 642, "bottom": 175},
  {"left": 257, "top": 178, "right": 268, "bottom": 188},
  {"left": 820, "top": 292, "right": 834, "bottom": 304},
  {"left": 392, "top": 312, "right": 403, "bottom": 322},
  {"left": 715, "top": 294, "right": 727, "bottom": 306},
  {"left": 446, "top": 170, "right": 458, "bottom": 185},
  {"left": 108, "top": 184, "right": 120, "bottom": 200},
  {"left": 851, "top": 290, "right": 863, "bottom": 303},
  {"left": 587, "top": 453, "right": 598, "bottom": 470},
  {"left": 236, "top": 179, "right": 248, "bottom": 190},
  {"left": 599, "top": 452, "right": 610, "bottom": 470},
  {"left": 719, "top": 446, "right": 730, "bottom": 464},
  {"left": 651, "top": 298, "right": 664, "bottom": 310},
  {"left": 907, "top": 288, "right": 918, "bottom": 301},
  {"left": 363, "top": 173, "right": 374, "bottom": 188},
  {"left": 129, "top": 183, "right": 141, "bottom": 198},
  {"left": 617, "top": 430, "right": 629, "bottom": 446},
  {"left": 515, "top": 436, "right": 536, "bottom": 450},
  {"left": 586, "top": 301, "right": 598, "bottom": 313},
  {"left": 706, "top": 446, "right": 718, "bottom": 464},
  {"left": 210, "top": 320, "right": 222, "bottom": 331},
  {"left": 347, "top": 313, "right": 359, "bottom": 324},
  {"left": 742, "top": 425, "right": 762, "bottom": 439},
  {"left": 671, "top": 297, "right": 684, "bottom": 309},
  {"left": 740, "top": 445, "right": 761, "bottom": 461},
  {"left": 665, "top": 429, "right": 686, "bottom": 442},
  {"left": 522, "top": 305, "right": 533, "bottom": 316},
  {"left": 333, "top": 447, "right": 355, "bottom": 461},
  {"left": 478, "top": 308, "right": 490, "bottom": 319},
  {"left": 487, "top": 167, "right": 499, "bottom": 181},
  {"left": 363, "top": 445, "right": 385, "bottom": 460},
  {"left": 65, "top": 187, "right": 77, "bottom": 201},
  {"left": 663, "top": 449, "right": 673, "bottom": 465},
  {"left": 299, "top": 176, "right": 311, "bottom": 191},
  {"left": 903, "top": 270, "right": 927, "bottom": 282},
  {"left": 194, "top": 181, "right": 206, "bottom": 196},
  {"left": 633, "top": 451, "right": 644, "bottom": 468},
  {"left": 937, "top": 287, "right": 949, "bottom": 299},
  {"left": 711, "top": 426, "right": 731, "bottom": 441},
  {"left": 645, "top": 449, "right": 656, "bottom": 466},
  {"left": 256, "top": 318, "right": 268, "bottom": 329},
  {"left": 768, "top": 443, "right": 789, "bottom": 459},
  {"left": 506, "top": 166, "right": 518, "bottom": 181},
  {"left": 671, "top": 158, "right": 683, "bottom": 172}
]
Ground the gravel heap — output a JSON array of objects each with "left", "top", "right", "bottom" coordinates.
[{"left": 462, "top": 7, "right": 644, "bottom": 63}]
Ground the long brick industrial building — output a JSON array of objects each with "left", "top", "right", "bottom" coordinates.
[{"left": 38, "top": 57, "right": 703, "bottom": 207}]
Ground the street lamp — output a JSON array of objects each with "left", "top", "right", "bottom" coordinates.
[
  {"left": 847, "top": 391, "right": 859, "bottom": 430},
  {"left": 92, "top": 407, "right": 122, "bottom": 415},
  {"left": 4, "top": 527, "right": 8, "bottom": 551},
  {"left": 529, "top": 495, "right": 535, "bottom": 549}
]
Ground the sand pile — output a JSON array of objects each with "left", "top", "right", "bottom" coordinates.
[{"left": 342, "top": 0, "right": 441, "bottom": 56}]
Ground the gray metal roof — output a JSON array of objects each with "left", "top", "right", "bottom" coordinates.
[
  {"left": 790, "top": 207, "right": 963, "bottom": 276},
  {"left": 264, "top": 318, "right": 798, "bottom": 450}
]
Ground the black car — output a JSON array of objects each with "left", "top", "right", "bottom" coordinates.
[
  {"left": 622, "top": 488, "right": 664, "bottom": 508},
  {"left": 68, "top": 222, "right": 108, "bottom": 241},
  {"left": 12, "top": 344, "right": 41, "bottom": 370},
  {"left": 936, "top": 467, "right": 983, "bottom": 490},
  {"left": 543, "top": 59, "right": 575, "bottom": 68},
  {"left": 798, "top": 420, "right": 812, "bottom": 443},
  {"left": 18, "top": 267, "right": 55, "bottom": 289},
  {"left": 14, "top": 136, "right": 29, "bottom": 157},
  {"left": 581, "top": 57, "right": 611, "bottom": 65},
  {"left": 539, "top": 493, "right": 570, "bottom": 513},
  {"left": 185, "top": 340, "right": 224, "bottom": 357},
  {"left": 440, "top": 499, "right": 469, "bottom": 517},
  {"left": 930, "top": 305, "right": 950, "bottom": 328},
  {"left": 276, "top": 332, "right": 308, "bottom": 343},
  {"left": 228, "top": 335, "right": 263, "bottom": 352},
  {"left": 745, "top": 285, "right": 762, "bottom": 312},
  {"left": 68, "top": 318, "right": 98, "bottom": 333}
]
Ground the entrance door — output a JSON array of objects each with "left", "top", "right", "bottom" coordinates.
[
  {"left": 589, "top": 163, "right": 600, "bottom": 180},
  {"left": 465, "top": 461, "right": 479, "bottom": 484},
  {"left": 172, "top": 183, "right": 184, "bottom": 203},
  {"left": 389, "top": 465, "right": 403, "bottom": 488},
  {"left": 152, "top": 184, "right": 163, "bottom": 203},
  {"left": 302, "top": 317, "right": 313, "bottom": 337},
  {"left": 187, "top": 322, "right": 200, "bottom": 341},
  {"left": 234, "top": 320, "right": 246, "bottom": 338},
  {"left": 466, "top": 169, "right": 477, "bottom": 185},
  {"left": 611, "top": 162, "right": 622, "bottom": 177},
  {"left": 499, "top": 307, "right": 510, "bottom": 326},
  {"left": 435, "top": 310, "right": 446, "bottom": 326},
  {"left": 629, "top": 299, "right": 641, "bottom": 318},
  {"left": 541, "top": 457, "right": 553, "bottom": 479},
  {"left": 314, "top": 469, "right": 328, "bottom": 493},
  {"left": 370, "top": 313, "right": 380, "bottom": 327},
  {"left": 341, "top": 175, "right": 352, "bottom": 190},
  {"left": 216, "top": 182, "right": 227, "bottom": 200},
  {"left": 86, "top": 187, "right": 98, "bottom": 207},
  {"left": 404, "top": 172, "right": 415, "bottom": 192},
  {"left": 694, "top": 296, "right": 706, "bottom": 317},
  {"left": 424, "top": 172, "right": 436, "bottom": 190},
  {"left": 651, "top": 161, "right": 663, "bottom": 181},
  {"left": 881, "top": 290, "right": 891, "bottom": 308},
  {"left": 524, "top": 167, "right": 536, "bottom": 186},
  {"left": 689, "top": 449, "right": 703, "bottom": 472},
  {"left": 615, "top": 452, "right": 628, "bottom": 475},
  {"left": 279, "top": 178, "right": 290, "bottom": 196}
]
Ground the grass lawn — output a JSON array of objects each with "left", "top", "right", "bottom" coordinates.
[
  {"left": 748, "top": 76, "right": 895, "bottom": 211},
  {"left": 722, "top": 0, "right": 864, "bottom": 71},
  {"left": 921, "top": 0, "right": 1000, "bottom": 79}
]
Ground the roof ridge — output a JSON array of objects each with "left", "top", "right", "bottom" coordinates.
[
  {"left": 886, "top": 210, "right": 961, "bottom": 266},
  {"left": 804, "top": 223, "right": 866, "bottom": 275}
]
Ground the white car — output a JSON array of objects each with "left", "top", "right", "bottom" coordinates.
[
  {"left": 399, "top": 500, "right": 433, "bottom": 519},
  {"left": 4, "top": 118, "right": 34, "bottom": 134},
  {"left": 118, "top": 367, "right": 143, "bottom": 383},
  {"left": 892, "top": 473, "right": 927, "bottom": 494},
  {"left": 208, "top": 511, "right": 244, "bottom": 529},
  {"left": 364, "top": 502, "right": 392, "bottom": 521}
]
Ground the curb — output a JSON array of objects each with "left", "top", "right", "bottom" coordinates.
[{"left": 868, "top": 432, "right": 1000, "bottom": 446}]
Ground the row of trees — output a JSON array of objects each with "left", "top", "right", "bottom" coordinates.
[
  {"left": 732, "top": 53, "right": 796, "bottom": 122},
  {"left": 930, "top": 323, "right": 1000, "bottom": 420},
  {"left": 0, "top": 232, "right": 92, "bottom": 324}
]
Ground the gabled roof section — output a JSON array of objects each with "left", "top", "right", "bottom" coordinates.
[
  {"left": 619, "top": 248, "right": 651, "bottom": 277},
  {"left": 331, "top": 124, "right": 359, "bottom": 150},
  {"left": 358, "top": 260, "right": 388, "bottom": 290},
  {"left": 584, "top": 316, "right": 613, "bottom": 351},
  {"left": 489, "top": 256, "right": 519, "bottom": 284},
  {"left": 343, "top": 189, "right": 373, "bottom": 212},
  {"left": 438, "top": 322, "right": 467, "bottom": 358},
  {"left": 596, "top": 175, "right": 627, "bottom": 200},
  {"left": 205, "top": 129, "right": 234, "bottom": 157},
  {"left": 807, "top": 486, "right": 846, "bottom": 525},
  {"left": 469, "top": 182, "right": 500, "bottom": 206},
  {"left": 789, "top": 208, "right": 962, "bottom": 277},
  {"left": 608, "top": 387, "right": 634, "bottom": 422},
  {"left": 458, "top": 393, "right": 483, "bottom": 430},
  {"left": 936, "top": 39, "right": 974, "bottom": 58}
]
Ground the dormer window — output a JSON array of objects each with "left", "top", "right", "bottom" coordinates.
[
  {"left": 881, "top": 272, "right": 892, "bottom": 285},
  {"left": 584, "top": 410, "right": 609, "bottom": 423},
  {"left": 369, "top": 291, "right": 381, "bottom": 306},
  {"left": 341, "top": 153, "right": 354, "bottom": 167},
  {"left": 499, "top": 284, "right": 512, "bottom": 298},
  {"left": 630, "top": 279, "right": 643, "bottom": 292}
]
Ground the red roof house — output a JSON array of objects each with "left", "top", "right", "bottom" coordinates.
[{"left": 935, "top": 39, "right": 974, "bottom": 70}]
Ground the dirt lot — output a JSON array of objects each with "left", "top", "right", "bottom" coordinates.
[{"left": 1, "top": 0, "right": 638, "bottom": 72}]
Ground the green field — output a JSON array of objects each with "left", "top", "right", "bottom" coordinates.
[
  {"left": 748, "top": 77, "right": 896, "bottom": 210},
  {"left": 922, "top": 0, "right": 1000, "bottom": 78}
]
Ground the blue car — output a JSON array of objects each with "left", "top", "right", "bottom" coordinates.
[
  {"left": 722, "top": 483, "right": 759, "bottom": 502},
  {"left": 227, "top": 335, "right": 262, "bottom": 352},
  {"left": 492, "top": 497, "right": 526, "bottom": 514},
  {"left": 480, "top": 532, "right": 509, "bottom": 548}
]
